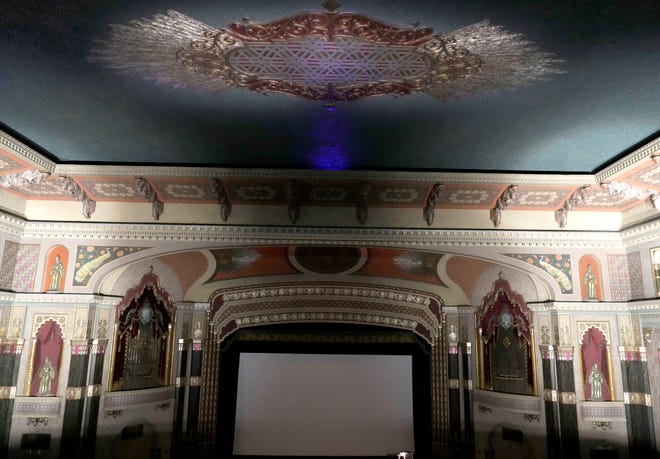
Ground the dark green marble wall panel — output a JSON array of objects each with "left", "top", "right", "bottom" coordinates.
[
  {"left": 461, "top": 349, "right": 473, "bottom": 443},
  {"left": 81, "top": 396, "right": 100, "bottom": 455},
  {"left": 625, "top": 404, "right": 656, "bottom": 456},
  {"left": 190, "top": 348, "right": 202, "bottom": 376},
  {"left": 556, "top": 360, "right": 575, "bottom": 392},
  {"left": 541, "top": 358, "right": 552, "bottom": 388},
  {"left": 60, "top": 399, "right": 84, "bottom": 458},
  {"left": 91, "top": 353, "right": 104, "bottom": 385},
  {"left": 67, "top": 354, "right": 89, "bottom": 387},
  {"left": 558, "top": 403, "right": 579, "bottom": 459},
  {"left": 621, "top": 361, "right": 649, "bottom": 394},
  {"left": 186, "top": 386, "right": 201, "bottom": 438},
  {"left": 0, "top": 399, "right": 14, "bottom": 458},
  {"left": 544, "top": 400, "right": 560, "bottom": 459},
  {"left": 0, "top": 354, "right": 15, "bottom": 386}
]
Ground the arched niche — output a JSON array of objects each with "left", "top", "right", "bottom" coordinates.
[
  {"left": 476, "top": 274, "right": 536, "bottom": 395},
  {"left": 108, "top": 270, "right": 176, "bottom": 391},
  {"left": 27, "top": 319, "right": 64, "bottom": 396},
  {"left": 42, "top": 245, "right": 68, "bottom": 292},
  {"left": 581, "top": 326, "right": 613, "bottom": 401},
  {"left": 197, "top": 282, "right": 448, "bottom": 456}
]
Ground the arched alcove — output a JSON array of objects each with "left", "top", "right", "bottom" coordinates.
[{"left": 198, "top": 282, "right": 448, "bottom": 457}]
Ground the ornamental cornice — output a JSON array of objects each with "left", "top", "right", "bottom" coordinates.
[
  {"left": 52, "top": 163, "right": 595, "bottom": 186},
  {"left": 221, "top": 285, "right": 432, "bottom": 308},
  {"left": 620, "top": 217, "right": 660, "bottom": 247},
  {"left": 0, "top": 212, "right": 26, "bottom": 238},
  {"left": 528, "top": 301, "right": 636, "bottom": 313},
  {"left": 0, "top": 131, "right": 56, "bottom": 171},
  {"left": 595, "top": 137, "right": 660, "bottom": 183},
  {"left": 18, "top": 220, "right": 624, "bottom": 248},
  {"left": 0, "top": 292, "right": 121, "bottom": 306}
]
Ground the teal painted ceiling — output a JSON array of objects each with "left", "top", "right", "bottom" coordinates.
[{"left": 0, "top": 0, "right": 658, "bottom": 172}]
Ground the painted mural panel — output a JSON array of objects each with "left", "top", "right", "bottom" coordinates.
[
  {"left": 205, "top": 247, "right": 294, "bottom": 283},
  {"left": 359, "top": 249, "right": 446, "bottom": 286},
  {"left": 73, "top": 245, "right": 149, "bottom": 286},
  {"left": 505, "top": 253, "right": 573, "bottom": 293}
]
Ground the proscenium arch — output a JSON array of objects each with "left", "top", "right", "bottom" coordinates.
[{"left": 197, "top": 282, "right": 448, "bottom": 456}]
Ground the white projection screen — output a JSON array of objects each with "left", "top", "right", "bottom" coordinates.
[{"left": 233, "top": 352, "right": 414, "bottom": 456}]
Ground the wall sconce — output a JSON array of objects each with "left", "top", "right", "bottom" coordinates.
[
  {"left": 155, "top": 402, "right": 170, "bottom": 411},
  {"left": 26, "top": 417, "right": 48, "bottom": 427}
]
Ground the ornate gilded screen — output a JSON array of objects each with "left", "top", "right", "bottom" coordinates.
[
  {"left": 476, "top": 274, "right": 535, "bottom": 395},
  {"left": 109, "top": 271, "right": 175, "bottom": 391}
]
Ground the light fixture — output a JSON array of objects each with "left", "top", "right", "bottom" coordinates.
[{"left": 90, "top": 1, "right": 562, "bottom": 103}]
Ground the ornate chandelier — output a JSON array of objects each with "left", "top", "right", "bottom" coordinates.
[{"left": 90, "top": 1, "right": 563, "bottom": 104}]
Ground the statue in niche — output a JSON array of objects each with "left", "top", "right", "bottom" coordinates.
[
  {"left": 38, "top": 357, "right": 56, "bottom": 395},
  {"left": 588, "top": 363, "right": 604, "bottom": 401},
  {"left": 48, "top": 255, "right": 64, "bottom": 291},
  {"left": 581, "top": 327, "right": 611, "bottom": 401},
  {"left": 583, "top": 264, "right": 598, "bottom": 300}
]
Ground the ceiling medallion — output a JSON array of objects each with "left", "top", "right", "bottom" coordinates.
[{"left": 91, "top": 1, "right": 562, "bottom": 104}]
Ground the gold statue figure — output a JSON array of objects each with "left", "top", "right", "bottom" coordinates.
[{"left": 38, "top": 357, "right": 56, "bottom": 396}]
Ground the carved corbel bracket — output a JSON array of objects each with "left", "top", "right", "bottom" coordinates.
[
  {"left": 137, "top": 177, "right": 164, "bottom": 220},
  {"left": 214, "top": 179, "right": 232, "bottom": 221},
  {"left": 356, "top": 182, "right": 372, "bottom": 225},
  {"left": 490, "top": 184, "right": 518, "bottom": 227},
  {"left": 423, "top": 183, "right": 445, "bottom": 226},
  {"left": 60, "top": 176, "right": 96, "bottom": 218},
  {"left": 555, "top": 185, "right": 589, "bottom": 228},
  {"left": 285, "top": 180, "right": 300, "bottom": 224}
]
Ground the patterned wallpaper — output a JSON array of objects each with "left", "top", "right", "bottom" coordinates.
[{"left": 0, "top": 241, "right": 39, "bottom": 292}]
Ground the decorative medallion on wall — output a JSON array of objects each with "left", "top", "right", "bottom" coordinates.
[
  {"left": 90, "top": 1, "right": 562, "bottom": 104},
  {"left": 73, "top": 245, "right": 150, "bottom": 286},
  {"left": 290, "top": 246, "right": 365, "bottom": 274},
  {"left": 505, "top": 253, "right": 573, "bottom": 293}
]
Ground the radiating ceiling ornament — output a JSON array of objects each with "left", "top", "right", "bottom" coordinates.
[{"left": 90, "top": 2, "right": 563, "bottom": 104}]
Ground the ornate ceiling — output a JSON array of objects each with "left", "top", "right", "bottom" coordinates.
[{"left": 0, "top": 0, "right": 658, "bottom": 230}]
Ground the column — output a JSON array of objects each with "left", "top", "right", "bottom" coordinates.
[
  {"left": 461, "top": 342, "right": 474, "bottom": 447},
  {"left": 173, "top": 338, "right": 189, "bottom": 443},
  {"left": 540, "top": 345, "right": 560, "bottom": 459},
  {"left": 0, "top": 339, "right": 23, "bottom": 456},
  {"left": 81, "top": 339, "right": 107, "bottom": 456},
  {"left": 447, "top": 343, "right": 461, "bottom": 446},
  {"left": 620, "top": 346, "right": 656, "bottom": 455},
  {"left": 556, "top": 346, "right": 579, "bottom": 458},
  {"left": 60, "top": 339, "right": 90, "bottom": 458},
  {"left": 186, "top": 338, "right": 203, "bottom": 440}
]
